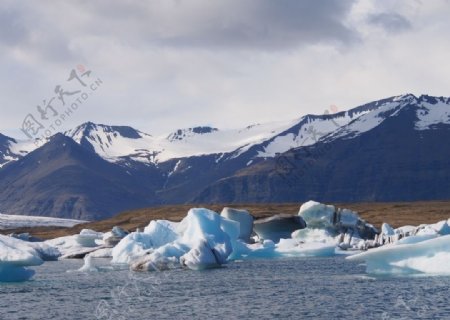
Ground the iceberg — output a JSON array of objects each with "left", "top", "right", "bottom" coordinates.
[
  {"left": 220, "top": 207, "right": 254, "bottom": 242},
  {"left": 102, "top": 226, "right": 129, "bottom": 247},
  {"left": 46, "top": 229, "right": 105, "bottom": 259},
  {"left": 112, "top": 220, "right": 179, "bottom": 264},
  {"left": 298, "top": 201, "right": 335, "bottom": 229},
  {"left": 114, "top": 208, "right": 233, "bottom": 271},
  {"left": 348, "top": 234, "right": 450, "bottom": 275},
  {"left": 77, "top": 254, "right": 99, "bottom": 272},
  {"left": 0, "top": 235, "right": 44, "bottom": 282},
  {"left": 381, "top": 223, "right": 395, "bottom": 236}
]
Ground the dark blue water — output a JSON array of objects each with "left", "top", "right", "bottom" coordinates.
[{"left": 1, "top": 257, "right": 449, "bottom": 320}]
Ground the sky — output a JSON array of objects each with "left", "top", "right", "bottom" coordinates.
[{"left": 1, "top": 0, "right": 450, "bottom": 139}]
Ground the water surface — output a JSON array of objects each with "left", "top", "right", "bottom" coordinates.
[{"left": 1, "top": 257, "right": 449, "bottom": 319}]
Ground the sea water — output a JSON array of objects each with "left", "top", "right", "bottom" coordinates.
[{"left": 0, "top": 257, "right": 449, "bottom": 319}]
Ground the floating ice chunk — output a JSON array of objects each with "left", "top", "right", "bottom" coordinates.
[
  {"left": 102, "top": 226, "right": 129, "bottom": 247},
  {"left": 339, "top": 209, "right": 360, "bottom": 228},
  {"left": 429, "top": 220, "right": 450, "bottom": 236},
  {"left": 130, "top": 242, "right": 188, "bottom": 271},
  {"left": 298, "top": 201, "right": 335, "bottom": 229},
  {"left": 220, "top": 217, "right": 240, "bottom": 242},
  {"left": 144, "top": 220, "right": 179, "bottom": 248},
  {"left": 89, "top": 247, "right": 113, "bottom": 258},
  {"left": 120, "top": 208, "right": 233, "bottom": 271},
  {"left": 178, "top": 208, "right": 232, "bottom": 265},
  {"left": 416, "top": 225, "right": 439, "bottom": 236},
  {"left": 348, "top": 234, "right": 450, "bottom": 275},
  {"left": 396, "top": 234, "right": 438, "bottom": 245},
  {"left": 78, "top": 254, "right": 98, "bottom": 272},
  {"left": 0, "top": 235, "right": 43, "bottom": 266},
  {"left": 112, "top": 221, "right": 179, "bottom": 264},
  {"left": 180, "top": 240, "right": 222, "bottom": 270},
  {"left": 228, "top": 239, "right": 280, "bottom": 260},
  {"left": 395, "top": 225, "right": 416, "bottom": 236},
  {"left": 111, "top": 226, "right": 128, "bottom": 238},
  {"left": 220, "top": 207, "right": 254, "bottom": 242},
  {"left": 77, "top": 229, "right": 104, "bottom": 247},
  {"left": 381, "top": 223, "right": 395, "bottom": 236},
  {"left": 112, "top": 232, "right": 154, "bottom": 264},
  {"left": 0, "top": 264, "right": 37, "bottom": 282},
  {"left": 46, "top": 229, "right": 105, "bottom": 259},
  {"left": 0, "top": 235, "right": 43, "bottom": 282},
  {"left": 291, "top": 228, "right": 336, "bottom": 244},
  {"left": 276, "top": 238, "right": 336, "bottom": 257}
]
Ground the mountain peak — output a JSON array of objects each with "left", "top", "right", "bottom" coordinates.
[{"left": 68, "top": 122, "right": 145, "bottom": 140}]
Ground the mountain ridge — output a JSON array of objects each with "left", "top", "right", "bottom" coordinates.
[{"left": 1, "top": 93, "right": 450, "bottom": 220}]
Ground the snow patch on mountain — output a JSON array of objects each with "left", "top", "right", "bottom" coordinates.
[
  {"left": 415, "top": 96, "right": 450, "bottom": 130},
  {"left": 3, "top": 94, "right": 450, "bottom": 169},
  {"left": 0, "top": 137, "right": 39, "bottom": 168},
  {"left": 66, "top": 123, "right": 159, "bottom": 164},
  {"left": 324, "top": 94, "right": 418, "bottom": 142},
  {"left": 66, "top": 120, "right": 297, "bottom": 164}
]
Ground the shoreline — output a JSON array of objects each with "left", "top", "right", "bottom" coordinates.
[{"left": 1, "top": 200, "right": 450, "bottom": 240}]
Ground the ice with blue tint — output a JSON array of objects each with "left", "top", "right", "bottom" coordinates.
[
  {"left": 114, "top": 208, "right": 233, "bottom": 271},
  {"left": 220, "top": 207, "right": 254, "bottom": 242},
  {"left": 77, "top": 254, "right": 98, "bottom": 272},
  {"left": 0, "top": 235, "right": 43, "bottom": 282},
  {"left": 348, "top": 233, "right": 450, "bottom": 275},
  {"left": 298, "top": 201, "right": 336, "bottom": 229},
  {"left": 382, "top": 223, "right": 395, "bottom": 236}
]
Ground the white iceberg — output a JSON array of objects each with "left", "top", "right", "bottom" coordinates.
[
  {"left": 46, "top": 229, "right": 104, "bottom": 259},
  {"left": 0, "top": 235, "right": 44, "bottom": 282},
  {"left": 112, "top": 220, "right": 179, "bottom": 264},
  {"left": 114, "top": 208, "right": 233, "bottom": 271},
  {"left": 220, "top": 207, "right": 254, "bottom": 242},
  {"left": 348, "top": 234, "right": 450, "bottom": 275},
  {"left": 298, "top": 201, "right": 335, "bottom": 229},
  {"left": 77, "top": 254, "right": 99, "bottom": 272},
  {"left": 381, "top": 223, "right": 395, "bottom": 236}
]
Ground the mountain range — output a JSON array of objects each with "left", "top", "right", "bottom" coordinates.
[{"left": 1, "top": 93, "right": 449, "bottom": 220}]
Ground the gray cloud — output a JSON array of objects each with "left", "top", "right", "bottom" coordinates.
[
  {"left": 77, "top": 0, "right": 359, "bottom": 50},
  {"left": 0, "top": 7, "right": 28, "bottom": 46},
  {"left": 368, "top": 12, "right": 412, "bottom": 33},
  {"left": 1, "top": 0, "right": 450, "bottom": 139}
]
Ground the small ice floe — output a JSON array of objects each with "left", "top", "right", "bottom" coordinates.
[{"left": 77, "top": 254, "right": 99, "bottom": 273}]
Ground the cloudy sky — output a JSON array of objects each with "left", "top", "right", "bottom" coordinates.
[{"left": 1, "top": 0, "right": 450, "bottom": 138}]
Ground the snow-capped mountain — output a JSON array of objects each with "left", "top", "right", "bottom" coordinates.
[
  {"left": 0, "top": 134, "right": 37, "bottom": 168},
  {"left": 195, "top": 94, "right": 450, "bottom": 204},
  {"left": 0, "top": 93, "right": 420, "bottom": 168},
  {"left": 2, "top": 93, "right": 450, "bottom": 220},
  {"left": 60, "top": 102, "right": 387, "bottom": 165},
  {"left": 64, "top": 119, "right": 300, "bottom": 164},
  {"left": 324, "top": 94, "right": 450, "bottom": 142}
]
